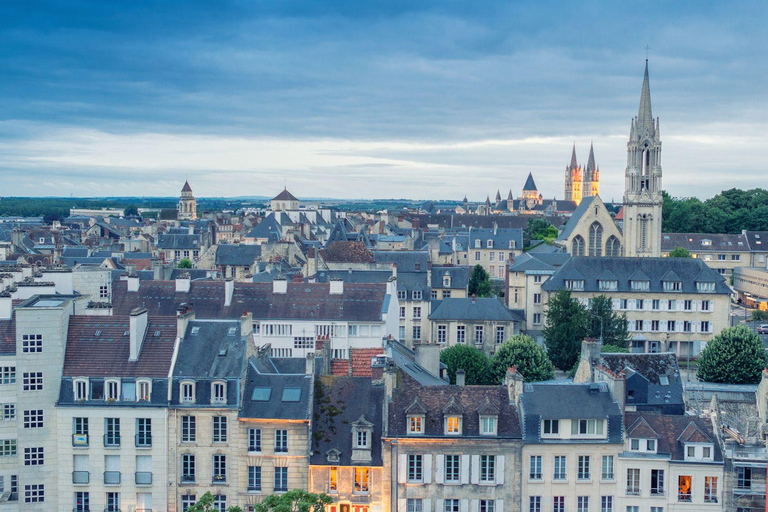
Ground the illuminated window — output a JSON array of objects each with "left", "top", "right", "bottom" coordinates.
[
  {"left": 408, "top": 415, "right": 424, "bottom": 435},
  {"left": 354, "top": 467, "right": 370, "bottom": 493},
  {"left": 445, "top": 415, "right": 462, "bottom": 435}
]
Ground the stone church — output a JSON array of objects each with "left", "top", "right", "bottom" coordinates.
[{"left": 564, "top": 142, "right": 600, "bottom": 206}]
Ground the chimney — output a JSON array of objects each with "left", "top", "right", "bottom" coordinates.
[
  {"left": 224, "top": 278, "right": 234, "bottom": 307},
  {"left": 456, "top": 369, "right": 466, "bottom": 386},
  {"left": 177, "top": 308, "right": 195, "bottom": 338},
  {"left": 273, "top": 277, "right": 288, "bottom": 294},
  {"left": 240, "top": 310, "right": 253, "bottom": 337},
  {"left": 188, "top": 225, "right": 194, "bottom": 235},
  {"left": 757, "top": 368, "right": 768, "bottom": 422},
  {"left": 329, "top": 278, "right": 344, "bottom": 295},
  {"left": 504, "top": 366, "right": 524, "bottom": 405},
  {"left": 127, "top": 274, "right": 140, "bottom": 292},
  {"left": 175, "top": 273, "right": 191, "bottom": 293},
  {"left": 573, "top": 338, "right": 602, "bottom": 383},
  {"left": 129, "top": 307, "right": 148, "bottom": 361},
  {"left": 471, "top": 294, "right": 476, "bottom": 303},
  {"left": 493, "top": 222, "right": 498, "bottom": 235},
  {"left": 414, "top": 343, "right": 441, "bottom": 379},
  {"left": 305, "top": 352, "right": 315, "bottom": 375},
  {"left": 0, "top": 293, "right": 12, "bottom": 320}
]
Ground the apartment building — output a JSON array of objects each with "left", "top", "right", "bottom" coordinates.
[
  {"left": 661, "top": 233, "right": 750, "bottom": 277},
  {"left": 430, "top": 266, "right": 469, "bottom": 301},
  {"left": 454, "top": 227, "right": 523, "bottom": 280},
  {"left": 542, "top": 257, "right": 731, "bottom": 357},
  {"left": 428, "top": 298, "right": 521, "bottom": 355}
]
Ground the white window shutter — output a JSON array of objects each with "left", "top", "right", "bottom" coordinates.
[
  {"left": 435, "top": 499, "right": 443, "bottom": 512},
  {"left": 436, "top": 455, "right": 445, "bottom": 484},
  {"left": 423, "top": 499, "right": 432, "bottom": 512},
  {"left": 496, "top": 455, "right": 505, "bottom": 485},
  {"left": 460, "top": 499, "right": 468, "bottom": 512},
  {"left": 398, "top": 454, "right": 407, "bottom": 483},
  {"left": 398, "top": 499, "right": 407, "bottom": 512},
  {"left": 460, "top": 455, "right": 470, "bottom": 484},
  {"left": 496, "top": 500, "right": 504, "bottom": 512},
  {"left": 470, "top": 455, "right": 480, "bottom": 484},
  {"left": 470, "top": 500, "right": 479, "bottom": 512},
  {"left": 424, "top": 454, "right": 433, "bottom": 483}
]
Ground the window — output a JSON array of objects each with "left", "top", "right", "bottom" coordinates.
[
  {"left": 99, "top": 285, "right": 109, "bottom": 299},
  {"left": 599, "top": 280, "right": 617, "bottom": 291},
  {"left": 2, "top": 404, "right": 15, "bottom": 420},
  {"left": 533, "top": 293, "right": 542, "bottom": 304},
  {"left": 181, "top": 416, "right": 196, "bottom": 443},
  {"left": 651, "top": 320, "right": 660, "bottom": 331},
  {"left": 399, "top": 326, "right": 406, "bottom": 339},
  {"left": 354, "top": 467, "right": 370, "bottom": 493},
  {"left": 248, "top": 466, "right": 262, "bottom": 492},
  {"left": 136, "top": 418, "right": 152, "bottom": 447},
  {"left": 213, "top": 454, "right": 227, "bottom": 483},
  {"left": 704, "top": 476, "right": 718, "bottom": 503},
  {"left": 573, "top": 235, "right": 585, "bottom": 256},
  {"left": 181, "top": 454, "right": 196, "bottom": 483},
  {"left": 553, "top": 497, "right": 565, "bottom": 512},
  {"left": 413, "top": 326, "right": 421, "bottom": 340},
  {"left": 398, "top": 290, "right": 406, "bottom": 300},
  {"left": 24, "top": 446, "right": 44, "bottom": 465},
  {"left": 212, "top": 382, "right": 226, "bottom": 404},
  {"left": 480, "top": 500, "right": 494, "bottom": 512},
  {"left": 577, "top": 455, "right": 590, "bottom": 480},
  {"left": 444, "top": 454, "right": 460, "bottom": 482},
  {"left": 24, "top": 484, "right": 44, "bottom": 503},
  {"left": 445, "top": 415, "right": 462, "bottom": 435},
  {"left": 431, "top": 290, "right": 438, "bottom": 300},
  {"left": 275, "top": 429, "right": 288, "bottom": 452},
  {"left": 22, "top": 372, "right": 43, "bottom": 391},
  {"left": 105, "top": 418, "right": 120, "bottom": 446},
  {"left": 667, "top": 320, "right": 676, "bottom": 332},
  {"left": 413, "top": 290, "right": 422, "bottom": 300},
  {"left": 627, "top": 468, "right": 640, "bottom": 495},
  {"left": 700, "top": 321, "right": 710, "bottom": 332},
  {"left": 213, "top": 495, "right": 227, "bottom": 512},
  {"left": 577, "top": 497, "right": 589, "bottom": 512},
  {"left": 442, "top": 290, "right": 451, "bottom": 299},
  {"left": 248, "top": 428, "right": 261, "bottom": 452},
  {"left": 554, "top": 456, "right": 566, "bottom": 480},
  {"left": 634, "top": 320, "right": 643, "bottom": 331},
  {"left": 138, "top": 380, "right": 151, "bottom": 401},
  {"left": 274, "top": 467, "right": 288, "bottom": 492},
  {"left": 601, "top": 455, "right": 614, "bottom": 480},
  {"left": 408, "top": 454, "right": 423, "bottom": 482},
  {"left": 413, "top": 306, "right": 422, "bottom": 319},
  {"left": 106, "top": 492, "right": 120, "bottom": 512},
  {"left": 106, "top": 380, "right": 119, "bottom": 400},
  {"left": 737, "top": 467, "right": 752, "bottom": 489},
  {"left": 480, "top": 455, "right": 495, "bottom": 482},
  {"left": 181, "top": 382, "right": 195, "bottom": 403},
  {"left": 529, "top": 455, "right": 542, "bottom": 479},
  {"left": 565, "top": 279, "right": 584, "bottom": 291},
  {"left": 684, "top": 299, "right": 693, "bottom": 311},
  {"left": 678, "top": 475, "right": 692, "bottom": 502},
  {"left": 533, "top": 313, "right": 541, "bottom": 325},
  {"left": 407, "top": 499, "right": 423, "bottom": 512},
  {"left": 23, "top": 410, "right": 43, "bottom": 429},
  {"left": 0, "top": 367, "right": 15, "bottom": 384},
  {"left": 600, "top": 496, "right": 613, "bottom": 512},
  {"left": 21, "top": 334, "right": 42, "bottom": 353},
  {"left": 356, "top": 430, "right": 369, "bottom": 449},
  {"left": 651, "top": 469, "right": 665, "bottom": 496},
  {"left": 213, "top": 416, "right": 227, "bottom": 443},
  {"left": 437, "top": 325, "right": 447, "bottom": 344},
  {"left": 329, "top": 467, "right": 338, "bottom": 493},
  {"left": 474, "top": 326, "right": 483, "bottom": 343},
  {"left": 543, "top": 419, "right": 559, "bottom": 435},
  {"left": 73, "top": 418, "right": 88, "bottom": 446},
  {"left": 631, "top": 280, "right": 649, "bottom": 291},
  {"left": 529, "top": 496, "right": 541, "bottom": 512},
  {"left": 663, "top": 280, "right": 681, "bottom": 291},
  {"left": 647, "top": 439, "right": 656, "bottom": 451},
  {"left": 456, "top": 326, "right": 465, "bottom": 343},
  {"left": 445, "top": 499, "right": 460, "bottom": 512},
  {"left": 480, "top": 415, "right": 497, "bottom": 435},
  {"left": 408, "top": 415, "right": 424, "bottom": 434},
  {"left": 0, "top": 439, "right": 16, "bottom": 457}
]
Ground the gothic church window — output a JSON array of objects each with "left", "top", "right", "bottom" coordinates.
[
  {"left": 589, "top": 223, "right": 603, "bottom": 257},
  {"left": 572, "top": 236, "right": 585, "bottom": 257},
  {"left": 606, "top": 236, "right": 621, "bottom": 257}
]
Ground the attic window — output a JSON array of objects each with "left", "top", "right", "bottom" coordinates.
[
  {"left": 631, "top": 280, "right": 650, "bottom": 291},
  {"left": 659, "top": 375, "right": 670, "bottom": 386},
  {"left": 663, "top": 281, "right": 681, "bottom": 292},
  {"left": 154, "top": 330, "right": 162, "bottom": 337},
  {"left": 227, "top": 327, "right": 237, "bottom": 336},
  {"left": 281, "top": 388, "right": 302, "bottom": 402},
  {"left": 251, "top": 387, "right": 271, "bottom": 401},
  {"left": 414, "top": 263, "right": 421, "bottom": 271},
  {"left": 94, "top": 330, "right": 101, "bottom": 337},
  {"left": 218, "top": 349, "right": 228, "bottom": 357},
  {"left": 697, "top": 282, "right": 715, "bottom": 293},
  {"left": 191, "top": 327, "right": 200, "bottom": 335}
]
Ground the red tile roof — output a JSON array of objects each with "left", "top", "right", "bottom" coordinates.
[
  {"left": 331, "top": 360, "right": 350, "bottom": 376},
  {"left": 350, "top": 348, "right": 384, "bottom": 377}
]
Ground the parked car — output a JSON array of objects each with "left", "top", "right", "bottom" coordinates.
[{"left": 757, "top": 324, "right": 768, "bottom": 334}]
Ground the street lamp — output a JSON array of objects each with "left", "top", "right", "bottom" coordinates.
[{"left": 588, "top": 312, "right": 604, "bottom": 344}]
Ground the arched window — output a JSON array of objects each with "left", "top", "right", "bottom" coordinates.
[
  {"left": 572, "top": 235, "right": 585, "bottom": 257},
  {"left": 605, "top": 236, "right": 621, "bottom": 257},
  {"left": 589, "top": 222, "right": 603, "bottom": 257},
  {"left": 640, "top": 215, "right": 650, "bottom": 251}
]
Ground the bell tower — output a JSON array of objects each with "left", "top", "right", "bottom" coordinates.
[{"left": 623, "top": 60, "right": 662, "bottom": 257}]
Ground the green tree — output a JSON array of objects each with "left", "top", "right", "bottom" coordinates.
[
  {"left": 491, "top": 334, "right": 555, "bottom": 382},
  {"left": 697, "top": 325, "right": 768, "bottom": 384},
  {"left": 440, "top": 344, "right": 496, "bottom": 385},
  {"left": 588, "top": 295, "right": 630, "bottom": 348},
  {"left": 123, "top": 204, "right": 139, "bottom": 216},
  {"left": 185, "top": 491, "right": 242, "bottom": 512},
  {"left": 468, "top": 265, "right": 492, "bottom": 297},
  {"left": 751, "top": 309, "right": 768, "bottom": 322},
  {"left": 543, "top": 289, "right": 588, "bottom": 370},
  {"left": 524, "top": 218, "right": 557, "bottom": 245},
  {"left": 600, "top": 344, "right": 629, "bottom": 353},
  {"left": 177, "top": 258, "right": 193, "bottom": 269},
  {"left": 668, "top": 247, "right": 691, "bottom": 258},
  {"left": 255, "top": 490, "right": 333, "bottom": 512}
]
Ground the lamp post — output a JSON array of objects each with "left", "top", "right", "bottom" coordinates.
[{"left": 588, "top": 312, "right": 604, "bottom": 344}]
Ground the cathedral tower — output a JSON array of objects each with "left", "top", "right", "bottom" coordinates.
[
  {"left": 564, "top": 144, "right": 583, "bottom": 205},
  {"left": 178, "top": 180, "right": 197, "bottom": 220},
  {"left": 623, "top": 61, "right": 662, "bottom": 257},
  {"left": 582, "top": 142, "right": 600, "bottom": 199}
]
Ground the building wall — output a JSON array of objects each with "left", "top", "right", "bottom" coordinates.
[
  {"left": 428, "top": 320, "right": 518, "bottom": 355},
  {"left": 310, "top": 465, "right": 385, "bottom": 512}
]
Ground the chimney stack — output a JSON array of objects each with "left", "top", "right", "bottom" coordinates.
[
  {"left": 455, "top": 369, "right": 466, "bottom": 386},
  {"left": 177, "top": 308, "right": 195, "bottom": 338},
  {"left": 129, "top": 307, "right": 148, "bottom": 361},
  {"left": 329, "top": 278, "right": 344, "bottom": 295},
  {"left": 240, "top": 310, "right": 253, "bottom": 337},
  {"left": 273, "top": 277, "right": 287, "bottom": 294},
  {"left": 127, "top": 274, "right": 140, "bottom": 292},
  {"left": 414, "top": 343, "right": 441, "bottom": 379},
  {"left": 224, "top": 278, "right": 234, "bottom": 307},
  {"left": 504, "top": 366, "right": 524, "bottom": 405},
  {"left": 305, "top": 352, "right": 315, "bottom": 375},
  {"left": 0, "top": 293, "right": 12, "bottom": 321},
  {"left": 175, "top": 273, "right": 191, "bottom": 293}
]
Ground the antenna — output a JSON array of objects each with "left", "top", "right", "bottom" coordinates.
[{"left": 644, "top": 45, "right": 650, "bottom": 60}]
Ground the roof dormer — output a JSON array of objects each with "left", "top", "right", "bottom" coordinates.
[{"left": 351, "top": 415, "right": 374, "bottom": 463}]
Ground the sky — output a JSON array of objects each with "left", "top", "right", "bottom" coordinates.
[{"left": 0, "top": 1, "right": 766, "bottom": 201}]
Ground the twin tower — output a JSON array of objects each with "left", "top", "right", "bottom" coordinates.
[{"left": 563, "top": 142, "right": 600, "bottom": 206}]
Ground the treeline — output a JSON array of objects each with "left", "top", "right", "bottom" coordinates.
[{"left": 662, "top": 188, "right": 768, "bottom": 234}]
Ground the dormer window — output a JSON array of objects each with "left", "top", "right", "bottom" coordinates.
[
  {"left": 572, "top": 419, "right": 605, "bottom": 437},
  {"left": 443, "top": 275, "right": 451, "bottom": 287},
  {"left": 697, "top": 282, "right": 715, "bottom": 293},
  {"left": 663, "top": 281, "right": 682, "bottom": 292},
  {"left": 355, "top": 430, "right": 370, "bottom": 449},
  {"left": 631, "top": 280, "right": 650, "bottom": 291},
  {"left": 74, "top": 379, "right": 88, "bottom": 401},
  {"left": 684, "top": 443, "right": 714, "bottom": 461},
  {"left": 211, "top": 382, "right": 226, "bottom": 404},
  {"left": 480, "top": 415, "right": 498, "bottom": 436},
  {"left": 474, "top": 240, "right": 481, "bottom": 249},
  {"left": 598, "top": 280, "right": 617, "bottom": 291},
  {"left": 106, "top": 380, "right": 120, "bottom": 401},
  {"left": 629, "top": 438, "right": 657, "bottom": 453},
  {"left": 181, "top": 381, "right": 195, "bottom": 403},
  {"left": 137, "top": 380, "right": 151, "bottom": 401},
  {"left": 487, "top": 240, "right": 493, "bottom": 249},
  {"left": 565, "top": 280, "right": 584, "bottom": 291},
  {"left": 509, "top": 240, "right": 515, "bottom": 249},
  {"left": 407, "top": 415, "right": 424, "bottom": 435},
  {"left": 542, "top": 419, "right": 559, "bottom": 436},
  {"left": 445, "top": 415, "right": 462, "bottom": 435},
  {"left": 412, "top": 290, "right": 422, "bottom": 300}
]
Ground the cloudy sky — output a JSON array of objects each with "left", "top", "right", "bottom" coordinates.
[{"left": 1, "top": 1, "right": 766, "bottom": 201}]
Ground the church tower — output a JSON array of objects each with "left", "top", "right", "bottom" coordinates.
[
  {"left": 178, "top": 180, "right": 197, "bottom": 220},
  {"left": 582, "top": 142, "right": 600, "bottom": 199},
  {"left": 623, "top": 61, "right": 662, "bottom": 257},
  {"left": 564, "top": 144, "right": 583, "bottom": 205}
]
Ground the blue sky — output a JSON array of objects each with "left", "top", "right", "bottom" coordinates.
[{"left": 1, "top": 1, "right": 766, "bottom": 200}]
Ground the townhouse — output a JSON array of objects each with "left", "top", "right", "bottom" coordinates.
[
  {"left": 661, "top": 233, "right": 750, "bottom": 277},
  {"left": 454, "top": 227, "right": 523, "bottom": 281},
  {"left": 430, "top": 266, "right": 469, "bottom": 301},
  {"left": 428, "top": 298, "right": 521, "bottom": 355}
]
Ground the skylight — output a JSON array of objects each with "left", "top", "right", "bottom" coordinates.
[
  {"left": 659, "top": 375, "right": 670, "bottom": 386},
  {"left": 252, "top": 387, "right": 272, "bottom": 401},
  {"left": 191, "top": 327, "right": 200, "bottom": 335},
  {"left": 282, "top": 387, "right": 302, "bottom": 402}
]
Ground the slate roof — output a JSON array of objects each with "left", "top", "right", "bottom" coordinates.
[
  {"left": 245, "top": 214, "right": 281, "bottom": 242},
  {"left": 388, "top": 373, "right": 522, "bottom": 438},
  {"left": 182, "top": 180, "right": 193, "bottom": 192},
  {"left": 0, "top": 316, "right": 16, "bottom": 355},
  {"left": 599, "top": 352, "right": 684, "bottom": 410},
  {"left": 661, "top": 232, "right": 749, "bottom": 252},
  {"left": 556, "top": 195, "right": 597, "bottom": 241},
  {"left": 396, "top": 272, "right": 429, "bottom": 296},
  {"left": 743, "top": 231, "right": 768, "bottom": 251},
  {"left": 541, "top": 257, "right": 730, "bottom": 294},
  {"left": 157, "top": 233, "right": 201, "bottom": 250},
  {"left": 373, "top": 251, "right": 429, "bottom": 272},
  {"left": 624, "top": 412, "right": 723, "bottom": 462},
  {"left": 520, "top": 382, "right": 623, "bottom": 444},
  {"left": 311, "top": 376, "right": 385, "bottom": 466},
  {"left": 314, "top": 270, "right": 392, "bottom": 284},
  {"left": 523, "top": 172, "right": 538, "bottom": 191},
  {"left": 410, "top": 214, "right": 565, "bottom": 230},
  {"left": 215, "top": 244, "right": 262, "bottom": 266},
  {"left": 111, "top": 280, "right": 388, "bottom": 321},
  {"left": 63, "top": 316, "right": 177, "bottom": 378},
  {"left": 467, "top": 228, "right": 523, "bottom": 250},
  {"left": 429, "top": 297, "right": 519, "bottom": 322},
  {"left": 272, "top": 188, "right": 299, "bottom": 202},
  {"left": 431, "top": 266, "right": 469, "bottom": 290},
  {"left": 239, "top": 355, "right": 311, "bottom": 420},
  {"left": 319, "top": 242, "right": 374, "bottom": 263},
  {"left": 385, "top": 340, "right": 448, "bottom": 387}
]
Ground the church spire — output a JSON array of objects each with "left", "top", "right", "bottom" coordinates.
[
  {"left": 585, "top": 142, "right": 596, "bottom": 173},
  {"left": 637, "top": 60, "right": 654, "bottom": 133},
  {"left": 569, "top": 143, "right": 578, "bottom": 169}
]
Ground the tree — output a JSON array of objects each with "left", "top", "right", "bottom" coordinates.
[
  {"left": 440, "top": 344, "right": 496, "bottom": 385},
  {"left": 123, "top": 204, "right": 139, "bottom": 216},
  {"left": 543, "top": 289, "right": 588, "bottom": 370},
  {"left": 177, "top": 258, "right": 193, "bottom": 269},
  {"left": 600, "top": 344, "right": 629, "bottom": 353},
  {"left": 697, "top": 325, "right": 768, "bottom": 384},
  {"left": 668, "top": 247, "right": 691, "bottom": 258},
  {"left": 491, "top": 334, "right": 555, "bottom": 382},
  {"left": 468, "top": 265, "right": 492, "bottom": 297},
  {"left": 524, "top": 218, "right": 557, "bottom": 245},
  {"left": 588, "top": 295, "right": 630, "bottom": 348},
  {"left": 255, "top": 490, "right": 333, "bottom": 512},
  {"left": 185, "top": 491, "right": 242, "bottom": 512},
  {"left": 752, "top": 309, "right": 768, "bottom": 321}
]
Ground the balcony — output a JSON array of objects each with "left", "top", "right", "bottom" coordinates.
[
  {"left": 72, "top": 433, "right": 89, "bottom": 447},
  {"left": 73, "top": 508, "right": 91, "bottom": 512},
  {"left": 103, "top": 434, "right": 121, "bottom": 447},
  {"left": 212, "top": 474, "right": 227, "bottom": 485},
  {"left": 135, "top": 434, "right": 152, "bottom": 448},
  {"left": 104, "top": 508, "right": 122, "bottom": 512},
  {"left": 181, "top": 474, "right": 196, "bottom": 484},
  {"left": 72, "top": 471, "right": 90, "bottom": 484},
  {"left": 704, "top": 496, "right": 718, "bottom": 503},
  {"left": 650, "top": 488, "right": 665, "bottom": 497},
  {"left": 626, "top": 488, "right": 640, "bottom": 496},
  {"left": 135, "top": 472, "right": 153, "bottom": 485},
  {"left": 678, "top": 493, "right": 692, "bottom": 502},
  {"left": 104, "top": 471, "right": 121, "bottom": 485}
]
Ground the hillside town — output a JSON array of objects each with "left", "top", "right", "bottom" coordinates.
[{"left": 0, "top": 62, "right": 766, "bottom": 512}]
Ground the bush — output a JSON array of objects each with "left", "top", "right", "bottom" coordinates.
[
  {"left": 491, "top": 334, "right": 555, "bottom": 382},
  {"left": 440, "top": 344, "right": 496, "bottom": 385},
  {"left": 697, "top": 326, "right": 768, "bottom": 384}
]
